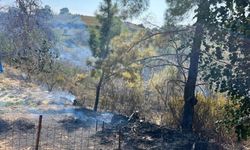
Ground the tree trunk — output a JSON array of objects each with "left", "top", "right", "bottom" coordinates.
[
  {"left": 93, "top": 72, "right": 105, "bottom": 111},
  {"left": 181, "top": 22, "right": 204, "bottom": 132}
]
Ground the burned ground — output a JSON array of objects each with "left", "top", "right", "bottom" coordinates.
[{"left": 95, "top": 116, "right": 224, "bottom": 150}]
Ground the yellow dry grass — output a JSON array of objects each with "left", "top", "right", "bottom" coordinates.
[{"left": 80, "top": 15, "right": 99, "bottom": 27}]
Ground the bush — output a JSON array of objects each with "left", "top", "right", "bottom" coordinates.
[
  {"left": 101, "top": 79, "right": 144, "bottom": 115},
  {"left": 160, "top": 94, "right": 235, "bottom": 142}
]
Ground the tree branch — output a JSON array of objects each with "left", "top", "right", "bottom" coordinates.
[
  {"left": 137, "top": 53, "right": 188, "bottom": 62},
  {"left": 126, "top": 27, "right": 193, "bottom": 53}
]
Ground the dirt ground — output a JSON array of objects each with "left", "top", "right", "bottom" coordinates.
[
  {"left": 0, "top": 69, "right": 116, "bottom": 150},
  {"left": 0, "top": 116, "right": 117, "bottom": 150},
  {"left": 0, "top": 66, "right": 238, "bottom": 150},
  {"left": 95, "top": 117, "right": 225, "bottom": 150},
  {"left": 0, "top": 113, "right": 224, "bottom": 150}
]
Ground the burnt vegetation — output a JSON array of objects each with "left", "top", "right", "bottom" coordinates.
[{"left": 0, "top": 0, "right": 249, "bottom": 149}]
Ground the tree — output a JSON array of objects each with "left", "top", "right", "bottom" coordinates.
[
  {"left": 99, "top": 30, "right": 156, "bottom": 114},
  {"left": 117, "top": 0, "right": 149, "bottom": 19},
  {"left": 89, "top": 0, "right": 120, "bottom": 111},
  {"left": 89, "top": 0, "right": 149, "bottom": 111},
  {"left": 89, "top": 0, "right": 150, "bottom": 111},
  {"left": 35, "top": 40, "right": 60, "bottom": 91},
  {"left": 3, "top": 0, "right": 55, "bottom": 79},
  {"left": 60, "top": 7, "right": 69, "bottom": 15},
  {"left": 165, "top": 0, "right": 211, "bottom": 132},
  {"left": 201, "top": 0, "right": 250, "bottom": 140}
]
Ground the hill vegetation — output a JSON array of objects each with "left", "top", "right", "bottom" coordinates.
[
  {"left": 81, "top": 15, "right": 100, "bottom": 27},
  {"left": 0, "top": 0, "right": 249, "bottom": 149}
]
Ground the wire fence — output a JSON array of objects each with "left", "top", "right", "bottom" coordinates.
[{"left": 0, "top": 115, "right": 122, "bottom": 150}]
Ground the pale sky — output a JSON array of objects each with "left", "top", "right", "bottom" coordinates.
[{"left": 1, "top": 0, "right": 167, "bottom": 26}]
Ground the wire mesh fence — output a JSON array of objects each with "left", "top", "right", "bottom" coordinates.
[{"left": 0, "top": 115, "right": 122, "bottom": 150}]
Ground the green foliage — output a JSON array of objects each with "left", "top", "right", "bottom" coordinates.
[
  {"left": 89, "top": 27, "right": 100, "bottom": 57},
  {"left": 118, "top": 0, "right": 149, "bottom": 19},
  {"left": 92, "top": 29, "right": 157, "bottom": 112},
  {"left": 2, "top": 100, "right": 25, "bottom": 107},
  {"left": 0, "top": 33, "right": 15, "bottom": 53},
  {"left": 201, "top": 0, "right": 250, "bottom": 141},
  {"left": 96, "top": 0, "right": 120, "bottom": 59},
  {"left": 88, "top": 0, "right": 152, "bottom": 111},
  {"left": 144, "top": 64, "right": 232, "bottom": 140},
  {"left": 159, "top": 93, "right": 231, "bottom": 141},
  {"left": 2, "top": 2, "right": 56, "bottom": 80},
  {"left": 101, "top": 78, "right": 144, "bottom": 115},
  {"left": 165, "top": 0, "right": 196, "bottom": 17},
  {"left": 36, "top": 40, "right": 58, "bottom": 73},
  {"left": 89, "top": 0, "right": 122, "bottom": 68},
  {"left": 165, "top": 0, "right": 250, "bottom": 138},
  {"left": 60, "top": 8, "right": 70, "bottom": 15}
]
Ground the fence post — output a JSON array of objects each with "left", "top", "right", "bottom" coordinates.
[
  {"left": 118, "top": 129, "right": 122, "bottom": 150},
  {"left": 95, "top": 120, "right": 98, "bottom": 132},
  {"left": 161, "top": 128, "right": 164, "bottom": 150},
  {"left": 35, "top": 115, "right": 43, "bottom": 150},
  {"left": 102, "top": 121, "right": 105, "bottom": 131}
]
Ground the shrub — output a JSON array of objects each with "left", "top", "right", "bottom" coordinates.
[{"left": 160, "top": 94, "right": 235, "bottom": 142}]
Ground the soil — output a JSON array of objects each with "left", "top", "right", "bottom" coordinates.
[
  {"left": 95, "top": 116, "right": 224, "bottom": 150},
  {"left": 0, "top": 67, "right": 226, "bottom": 150}
]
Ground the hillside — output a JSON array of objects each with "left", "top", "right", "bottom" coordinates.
[
  {"left": 50, "top": 13, "right": 92, "bottom": 68},
  {"left": 0, "top": 67, "right": 222, "bottom": 150},
  {"left": 81, "top": 15, "right": 100, "bottom": 26},
  {"left": 0, "top": 9, "right": 145, "bottom": 69},
  {"left": 0, "top": 66, "right": 114, "bottom": 122},
  {"left": 49, "top": 13, "right": 144, "bottom": 68}
]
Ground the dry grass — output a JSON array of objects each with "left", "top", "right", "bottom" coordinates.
[{"left": 80, "top": 15, "right": 99, "bottom": 27}]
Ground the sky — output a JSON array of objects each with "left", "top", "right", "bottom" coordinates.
[{"left": 1, "top": 0, "right": 167, "bottom": 26}]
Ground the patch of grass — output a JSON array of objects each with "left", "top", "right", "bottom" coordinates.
[
  {"left": 24, "top": 99, "right": 38, "bottom": 107},
  {"left": 0, "top": 87, "right": 6, "bottom": 91},
  {"left": 4, "top": 100, "right": 25, "bottom": 107},
  {"left": 8, "top": 95, "right": 15, "bottom": 99}
]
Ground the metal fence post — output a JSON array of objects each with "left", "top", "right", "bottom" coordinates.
[
  {"left": 118, "top": 129, "right": 122, "bottom": 150},
  {"left": 161, "top": 128, "right": 164, "bottom": 150},
  {"left": 35, "top": 115, "right": 43, "bottom": 150},
  {"left": 102, "top": 121, "right": 105, "bottom": 131},
  {"left": 95, "top": 120, "right": 98, "bottom": 132}
]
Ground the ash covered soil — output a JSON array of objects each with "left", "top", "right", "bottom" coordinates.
[
  {"left": 0, "top": 68, "right": 113, "bottom": 124},
  {"left": 94, "top": 115, "right": 224, "bottom": 150},
  {"left": 0, "top": 69, "right": 114, "bottom": 149},
  {"left": 0, "top": 69, "right": 223, "bottom": 150}
]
